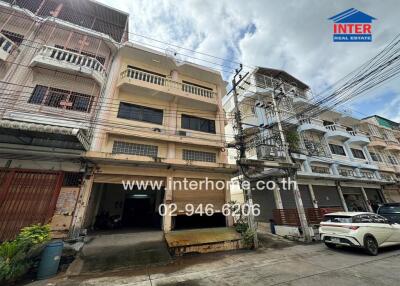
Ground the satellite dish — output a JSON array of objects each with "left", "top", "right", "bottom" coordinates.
[{"left": 165, "top": 47, "right": 184, "bottom": 66}]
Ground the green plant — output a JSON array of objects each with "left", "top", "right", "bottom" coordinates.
[
  {"left": 17, "top": 224, "right": 50, "bottom": 245},
  {"left": 0, "top": 224, "right": 50, "bottom": 284},
  {"left": 285, "top": 130, "right": 300, "bottom": 153},
  {"left": 242, "top": 228, "right": 255, "bottom": 248}
]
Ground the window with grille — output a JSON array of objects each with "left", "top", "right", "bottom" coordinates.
[
  {"left": 181, "top": 115, "right": 216, "bottom": 134},
  {"left": 112, "top": 141, "right": 158, "bottom": 157},
  {"left": 387, "top": 155, "right": 399, "bottom": 165},
  {"left": 118, "top": 102, "right": 163, "bottom": 124},
  {"left": 351, "top": 148, "right": 365, "bottom": 159},
  {"left": 329, "top": 144, "right": 346, "bottom": 156},
  {"left": 183, "top": 149, "right": 216, "bottom": 163},
  {"left": 28, "top": 85, "right": 92, "bottom": 112},
  {"left": 370, "top": 152, "right": 383, "bottom": 162},
  {"left": 1, "top": 29, "right": 24, "bottom": 46},
  {"left": 368, "top": 124, "right": 382, "bottom": 137}
]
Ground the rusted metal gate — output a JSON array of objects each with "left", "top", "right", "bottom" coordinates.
[{"left": 0, "top": 169, "right": 63, "bottom": 241}]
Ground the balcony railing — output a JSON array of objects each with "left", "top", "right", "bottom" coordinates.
[
  {"left": 273, "top": 207, "right": 344, "bottom": 226},
  {"left": 311, "top": 166, "right": 331, "bottom": 174},
  {"left": 122, "top": 68, "right": 217, "bottom": 99},
  {"left": 338, "top": 168, "right": 355, "bottom": 177},
  {"left": 33, "top": 46, "right": 107, "bottom": 83},
  {"left": 254, "top": 73, "right": 310, "bottom": 99},
  {"left": 0, "top": 33, "right": 18, "bottom": 60},
  {"left": 325, "top": 124, "right": 347, "bottom": 132}
]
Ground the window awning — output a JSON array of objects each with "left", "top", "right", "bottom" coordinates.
[{"left": 0, "top": 119, "right": 90, "bottom": 150}]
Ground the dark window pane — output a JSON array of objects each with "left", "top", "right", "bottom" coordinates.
[
  {"left": 351, "top": 148, "right": 365, "bottom": 159},
  {"left": 28, "top": 85, "right": 48, "bottom": 104},
  {"left": 69, "top": 92, "right": 92, "bottom": 112},
  {"left": 117, "top": 102, "right": 163, "bottom": 124},
  {"left": 181, "top": 115, "right": 216, "bottom": 134},
  {"left": 329, "top": 144, "right": 346, "bottom": 156}
]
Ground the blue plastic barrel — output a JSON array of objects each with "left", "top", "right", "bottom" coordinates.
[{"left": 37, "top": 240, "right": 64, "bottom": 280}]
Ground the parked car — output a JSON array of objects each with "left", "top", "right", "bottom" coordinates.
[
  {"left": 319, "top": 212, "right": 400, "bottom": 255},
  {"left": 377, "top": 203, "right": 400, "bottom": 224}
]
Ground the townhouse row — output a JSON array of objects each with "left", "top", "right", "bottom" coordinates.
[
  {"left": 223, "top": 67, "right": 400, "bottom": 234},
  {"left": 0, "top": 0, "right": 234, "bottom": 242}
]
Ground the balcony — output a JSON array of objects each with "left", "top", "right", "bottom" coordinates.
[
  {"left": 298, "top": 118, "right": 326, "bottom": 133},
  {"left": 369, "top": 136, "right": 387, "bottom": 148},
  {"left": 346, "top": 130, "right": 370, "bottom": 145},
  {"left": 118, "top": 68, "right": 218, "bottom": 106},
  {"left": 324, "top": 124, "right": 351, "bottom": 140},
  {"left": 385, "top": 140, "right": 400, "bottom": 152},
  {"left": 0, "top": 32, "right": 18, "bottom": 61},
  {"left": 30, "top": 46, "right": 107, "bottom": 85}
]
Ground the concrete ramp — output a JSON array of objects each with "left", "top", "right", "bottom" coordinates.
[
  {"left": 165, "top": 227, "right": 243, "bottom": 255},
  {"left": 69, "top": 230, "right": 172, "bottom": 274}
]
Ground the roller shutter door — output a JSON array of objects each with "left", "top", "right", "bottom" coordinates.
[
  {"left": 252, "top": 189, "right": 275, "bottom": 222},
  {"left": 0, "top": 169, "right": 63, "bottom": 241},
  {"left": 172, "top": 178, "right": 225, "bottom": 213},
  {"left": 312, "top": 185, "right": 342, "bottom": 207},
  {"left": 280, "top": 184, "right": 313, "bottom": 209}
]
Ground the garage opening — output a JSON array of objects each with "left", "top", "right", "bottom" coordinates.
[
  {"left": 173, "top": 213, "right": 226, "bottom": 230},
  {"left": 85, "top": 183, "right": 165, "bottom": 232}
]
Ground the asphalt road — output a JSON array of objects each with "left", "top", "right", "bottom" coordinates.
[{"left": 29, "top": 241, "right": 400, "bottom": 286}]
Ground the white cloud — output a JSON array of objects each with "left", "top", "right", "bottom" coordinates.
[{"left": 99, "top": 0, "right": 400, "bottom": 120}]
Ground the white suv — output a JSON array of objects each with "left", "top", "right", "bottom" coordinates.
[{"left": 319, "top": 212, "right": 400, "bottom": 255}]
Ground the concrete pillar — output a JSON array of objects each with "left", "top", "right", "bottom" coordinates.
[
  {"left": 374, "top": 170, "right": 382, "bottom": 180},
  {"left": 335, "top": 182, "right": 348, "bottom": 212},
  {"left": 363, "top": 146, "right": 374, "bottom": 163},
  {"left": 273, "top": 183, "right": 284, "bottom": 209},
  {"left": 163, "top": 175, "right": 174, "bottom": 232},
  {"left": 69, "top": 172, "right": 94, "bottom": 238},
  {"left": 360, "top": 186, "right": 373, "bottom": 212},
  {"left": 343, "top": 142, "right": 354, "bottom": 161},
  {"left": 308, "top": 184, "right": 318, "bottom": 208},
  {"left": 354, "top": 168, "right": 362, "bottom": 177},
  {"left": 292, "top": 179, "right": 312, "bottom": 242},
  {"left": 303, "top": 159, "right": 312, "bottom": 173},
  {"left": 331, "top": 163, "right": 339, "bottom": 176}
]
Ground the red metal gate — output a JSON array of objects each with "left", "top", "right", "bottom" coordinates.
[{"left": 0, "top": 169, "right": 63, "bottom": 241}]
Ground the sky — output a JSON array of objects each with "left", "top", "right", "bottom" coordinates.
[{"left": 100, "top": 0, "right": 400, "bottom": 122}]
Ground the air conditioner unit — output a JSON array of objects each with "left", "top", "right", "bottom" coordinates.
[{"left": 176, "top": 130, "right": 190, "bottom": 136}]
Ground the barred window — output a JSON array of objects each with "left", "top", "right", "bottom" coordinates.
[
  {"left": 370, "top": 152, "right": 383, "bottom": 162},
  {"left": 118, "top": 102, "right": 163, "bottom": 125},
  {"left": 183, "top": 149, "right": 216, "bottom": 163},
  {"left": 351, "top": 148, "right": 365, "bottom": 159},
  {"left": 28, "top": 85, "right": 92, "bottom": 112},
  {"left": 112, "top": 141, "right": 158, "bottom": 157},
  {"left": 181, "top": 114, "right": 215, "bottom": 133},
  {"left": 329, "top": 144, "right": 346, "bottom": 156}
]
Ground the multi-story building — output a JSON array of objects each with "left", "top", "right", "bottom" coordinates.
[
  {"left": 75, "top": 43, "right": 235, "bottom": 235},
  {"left": 0, "top": 0, "right": 128, "bottom": 241},
  {"left": 224, "top": 67, "right": 392, "bottom": 238},
  {"left": 360, "top": 115, "right": 400, "bottom": 202}
]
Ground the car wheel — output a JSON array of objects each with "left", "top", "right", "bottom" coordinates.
[
  {"left": 325, "top": 242, "right": 336, "bottom": 249},
  {"left": 364, "top": 236, "right": 378, "bottom": 256}
]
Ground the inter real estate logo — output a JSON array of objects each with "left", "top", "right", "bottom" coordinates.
[{"left": 329, "top": 8, "right": 376, "bottom": 42}]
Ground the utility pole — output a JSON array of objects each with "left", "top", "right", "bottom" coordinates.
[
  {"left": 230, "top": 64, "right": 258, "bottom": 248},
  {"left": 271, "top": 78, "right": 312, "bottom": 242}
]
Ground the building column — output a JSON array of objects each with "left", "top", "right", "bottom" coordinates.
[
  {"left": 335, "top": 182, "right": 348, "bottom": 212},
  {"left": 273, "top": 183, "right": 283, "bottom": 209},
  {"left": 363, "top": 146, "right": 374, "bottom": 163},
  {"left": 343, "top": 142, "right": 354, "bottom": 161},
  {"left": 163, "top": 174, "right": 174, "bottom": 232},
  {"left": 303, "top": 159, "right": 312, "bottom": 173},
  {"left": 331, "top": 163, "right": 339, "bottom": 176},
  {"left": 69, "top": 171, "right": 94, "bottom": 238},
  {"left": 308, "top": 184, "right": 318, "bottom": 208},
  {"left": 360, "top": 186, "right": 373, "bottom": 212}
]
